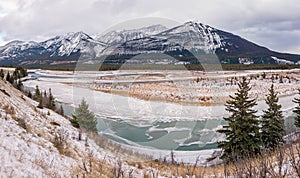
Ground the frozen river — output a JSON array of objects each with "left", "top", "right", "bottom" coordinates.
[{"left": 23, "top": 69, "right": 298, "bottom": 163}]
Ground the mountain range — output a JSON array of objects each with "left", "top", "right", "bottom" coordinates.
[{"left": 0, "top": 21, "right": 299, "bottom": 66}]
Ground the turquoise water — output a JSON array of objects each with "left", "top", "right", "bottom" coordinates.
[
  {"left": 96, "top": 116, "right": 225, "bottom": 150},
  {"left": 60, "top": 102, "right": 225, "bottom": 150},
  {"left": 61, "top": 103, "right": 297, "bottom": 151}
]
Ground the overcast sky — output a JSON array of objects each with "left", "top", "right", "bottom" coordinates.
[{"left": 0, "top": 0, "right": 300, "bottom": 53}]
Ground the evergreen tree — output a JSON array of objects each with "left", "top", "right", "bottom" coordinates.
[
  {"left": 261, "top": 84, "right": 284, "bottom": 150},
  {"left": 12, "top": 70, "right": 18, "bottom": 80},
  {"left": 217, "top": 77, "right": 261, "bottom": 161},
  {"left": 71, "top": 116, "right": 80, "bottom": 128},
  {"left": 15, "top": 66, "right": 28, "bottom": 78},
  {"left": 293, "top": 89, "right": 300, "bottom": 128},
  {"left": 279, "top": 76, "right": 283, "bottom": 83},
  {"left": 271, "top": 74, "right": 275, "bottom": 82},
  {"left": 16, "top": 80, "right": 23, "bottom": 91},
  {"left": 37, "top": 96, "right": 43, "bottom": 109},
  {"left": 6, "top": 72, "right": 13, "bottom": 84},
  {"left": 59, "top": 105, "right": 64, "bottom": 116},
  {"left": 27, "top": 91, "right": 32, "bottom": 98},
  {"left": 5, "top": 72, "right": 9, "bottom": 81},
  {"left": 0, "top": 69, "right": 4, "bottom": 79},
  {"left": 262, "top": 72, "right": 266, "bottom": 79},
  {"left": 47, "top": 88, "right": 55, "bottom": 109},
  {"left": 35, "top": 85, "right": 40, "bottom": 99},
  {"left": 72, "top": 99, "right": 97, "bottom": 132}
]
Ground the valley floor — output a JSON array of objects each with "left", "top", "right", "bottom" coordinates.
[{"left": 68, "top": 69, "right": 300, "bottom": 106}]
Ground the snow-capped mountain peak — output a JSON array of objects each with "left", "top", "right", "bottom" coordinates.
[
  {"left": 0, "top": 40, "right": 39, "bottom": 59},
  {"left": 94, "top": 24, "right": 168, "bottom": 45},
  {"left": 0, "top": 40, "right": 38, "bottom": 51},
  {"left": 40, "top": 31, "right": 106, "bottom": 57},
  {"left": 151, "top": 21, "right": 223, "bottom": 53},
  {"left": 42, "top": 31, "right": 92, "bottom": 49}
]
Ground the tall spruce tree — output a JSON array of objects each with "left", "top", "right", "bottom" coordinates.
[
  {"left": 6, "top": 72, "right": 13, "bottom": 84},
  {"left": 35, "top": 85, "right": 40, "bottom": 99},
  {"left": 16, "top": 80, "right": 23, "bottom": 91},
  {"left": 72, "top": 99, "right": 97, "bottom": 132},
  {"left": 37, "top": 96, "right": 43, "bottom": 109},
  {"left": 59, "top": 105, "right": 64, "bottom": 116},
  {"left": 293, "top": 89, "right": 300, "bottom": 128},
  {"left": 217, "top": 77, "right": 261, "bottom": 161},
  {"left": 0, "top": 69, "right": 4, "bottom": 79},
  {"left": 27, "top": 91, "right": 32, "bottom": 98},
  {"left": 261, "top": 84, "right": 284, "bottom": 150},
  {"left": 47, "top": 88, "right": 55, "bottom": 109}
]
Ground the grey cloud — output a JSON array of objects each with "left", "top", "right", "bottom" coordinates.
[{"left": 0, "top": 0, "right": 299, "bottom": 53}]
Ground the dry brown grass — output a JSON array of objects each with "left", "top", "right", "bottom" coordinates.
[
  {"left": 2, "top": 104, "right": 18, "bottom": 121},
  {"left": 120, "top": 138, "right": 300, "bottom": 177},
  {"left": 51, "top": 128, "right": 71, "bottom": 157},
  {"left": 71, "top": 155, "right": 118, "bottom": 178},
  {"left": 3, "top": 104, "right": 15, "bottom": 115},
  {"left": 128, "top": 159, "right": 223, "bottom": 178}
]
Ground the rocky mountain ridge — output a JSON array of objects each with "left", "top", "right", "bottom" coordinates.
[{"left": 1, "top": 21, "right": 299, "bottom": 66}]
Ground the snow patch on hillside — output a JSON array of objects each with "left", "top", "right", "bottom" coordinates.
[
  {"left": 271, "top": 56, "right": 295, "bottom": 65},
  {"left": 238, "top": 57, "right": 254, "bottom": 65}
]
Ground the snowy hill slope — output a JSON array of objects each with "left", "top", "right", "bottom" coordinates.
[{"left": 0, "top": 79, "right": 149, "bottom": 177}]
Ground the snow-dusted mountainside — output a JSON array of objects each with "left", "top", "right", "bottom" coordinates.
[
  {"left": 41, "top": 32, "right": 106, "bottom": 57},
  {"left": 105, "top": 21, "right": 300, "bottom": 64},
  {"left": 0, "top": 32, "right": 107, "bottom": 66},
  {"left": 0, "top": 40, "right": 38, "bottom": 56},
  {"left": 0, "top": 21, "right": 300, "bottom": 66},
  {"left": 159, "top": 22, "right": 223, "bottom": 52},
  {"left": 94, "top": 24, "right": 167, "bottom": 45},
  {"left": 104, "top": 22, "right": 223, "bottom": 58}
]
